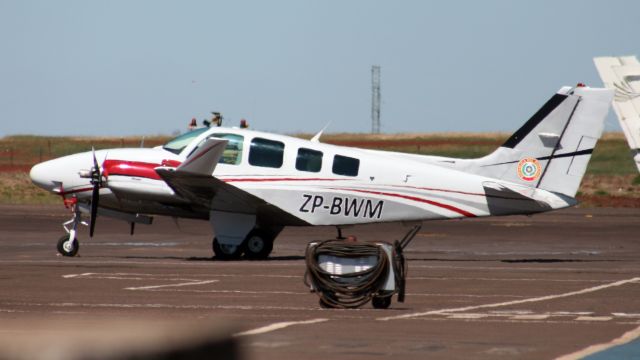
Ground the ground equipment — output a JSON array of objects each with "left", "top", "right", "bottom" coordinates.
[{"left": 304, "top": 225, "right": 420, "bottom": 309}]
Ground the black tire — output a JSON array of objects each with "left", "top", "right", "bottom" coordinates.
[
  {"left": 212, "top": 237, "right": 243, "bottom": 260},
  {"left": 371, "top": 296, "right": 392, "bottom": 309},
  {"left": 57, "top": 234, "right": 79, "bottom": 257},
  {"left": 243, "top": 231, "right": 273, "bottom": 260}
]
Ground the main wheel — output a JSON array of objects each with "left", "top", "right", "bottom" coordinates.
[
  {"left": 212, "top": 237, "right": 243, "bottom": 260},
  {"left": 243, "top": 231, "right": 273, "bottom": 260},
  {"left": 371, "top": 296, "right": 392, "bottom": 309},
  {"left": 57, "top": 234, "right": 79, "bottom": 257}
]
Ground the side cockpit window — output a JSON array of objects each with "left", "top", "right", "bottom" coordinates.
[
  {"left": 332, "top": 155, "right": 359, "bottom": 176},
  {"left": 211, "top": 134, "right": 244, "bottom": 165},
  {"left": 296, "top": 148, "right": 322, "bottom": 172},
  {"left": 249, "top": 137, "right": 285, "bottom": 168},
  {"left": 189, "top": 133, "right": 244, "bottom": 165}
]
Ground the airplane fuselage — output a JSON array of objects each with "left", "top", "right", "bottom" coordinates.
[{"left": 31, "top": 126, "right": 572, "bottom": 227}]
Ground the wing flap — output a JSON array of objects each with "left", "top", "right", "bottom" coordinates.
[{"left": 155, "top": 169, "right": 261, "bottom": 213}]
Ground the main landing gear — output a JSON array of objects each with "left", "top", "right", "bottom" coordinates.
[
  {"left": 212, "top": 229, "right": 277, "bottom": 260},
  {"left": 58, "top": 197, "right": 87, "bottom": 257}
]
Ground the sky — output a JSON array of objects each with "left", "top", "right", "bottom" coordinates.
[{"left": 1, "top": 0, "right": 639, "bottom": 137}]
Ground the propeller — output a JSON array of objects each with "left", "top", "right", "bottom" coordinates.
[{"left": 89, "top": 147, "right": 102, "bottom": 237}]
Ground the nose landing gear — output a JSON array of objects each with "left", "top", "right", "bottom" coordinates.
[{"left": 58, "top": 196, "right": 87, "bottom": 257}]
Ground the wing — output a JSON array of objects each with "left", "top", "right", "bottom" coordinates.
[{"left": 155, "top": 138, "right": 307, "bottom": 225}]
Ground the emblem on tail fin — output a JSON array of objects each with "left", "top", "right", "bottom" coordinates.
[{"left": 517, "top": 157, "right": 542, "bottom": 182}]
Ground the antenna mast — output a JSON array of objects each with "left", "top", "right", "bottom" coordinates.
[{"left": 371, "top": 65, "right": 381, "bottom": 134}]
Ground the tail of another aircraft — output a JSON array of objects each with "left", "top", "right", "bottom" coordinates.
[
  {"left": 594, "top": 56, "right": 640, "bottom": 173},
  {"left": 453, "top": 85, "right": 614, "bottom": 197}
]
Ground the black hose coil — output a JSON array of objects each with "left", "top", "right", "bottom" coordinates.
[{"left": 304, "top": 239, "right": 406, "bottom": 309}]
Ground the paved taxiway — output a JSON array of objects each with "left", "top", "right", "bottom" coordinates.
[{"left": 0, "top": 205, "right": 639, "bottom": 359}]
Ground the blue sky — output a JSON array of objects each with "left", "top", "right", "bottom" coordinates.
[{"left": 1, "top": 0, "right": 638, "bottom": 136}]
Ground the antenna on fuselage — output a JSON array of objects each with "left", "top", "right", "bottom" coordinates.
[{"left": 311, "top": 122, "right": 331, "bottom": 143}]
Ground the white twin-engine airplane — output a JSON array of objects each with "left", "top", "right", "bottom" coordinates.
[{"left": 30, "top": 85, "right": 613, "bottom": 260}]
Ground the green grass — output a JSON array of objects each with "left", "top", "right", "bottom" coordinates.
[{"left": 587, "top": 138, "right": 637, "bottom": 175}]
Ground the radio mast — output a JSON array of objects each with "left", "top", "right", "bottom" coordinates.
[{"left": 371, "top": 65, "right": 381, "bottom": 134}]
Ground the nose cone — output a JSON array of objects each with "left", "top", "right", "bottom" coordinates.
[{"left": 30, "top": 160, "right": 58, "bottom": 191}]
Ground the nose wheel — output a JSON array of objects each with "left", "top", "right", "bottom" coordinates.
[
  {"left": 57, "top": 234, "right": 79, "bottom": 257},
  {"left": 57, "top": 196, "right": 88, "bottom": 257}
]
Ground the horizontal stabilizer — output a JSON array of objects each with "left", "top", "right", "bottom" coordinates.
[{"left": 482, "top": 181, "right": 574, "bottom": 215}]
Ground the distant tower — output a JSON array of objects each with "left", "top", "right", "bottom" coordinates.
[{"left": 371, "top": 65, "right": 381, "bottom": 134}]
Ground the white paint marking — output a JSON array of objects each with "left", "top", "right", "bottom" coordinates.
[
  {"left": 613, "top": 313, "right": 640, "bottom": 318},
  {"left": 125, "top": 280, "right": 218, "bottom": 291},
  {"left": 447, "top": 314, "right": 488, "bottom": 319},
  {"left": 409, "top": 264, "right": 634, "bottom": 274},
  {"left": 489, "top": 310, "right": 533, "bottom": 315},
  {"left": 550, "top": 311, "right": 593, "bottom": 316},
  {"left": 407, "top": 293, "right": 528, "bottom": 298},
  {"left": 62, "top": 272, "right": 207, "bottom": 281},
  {"left": 62, "top": 272, "right": 298, "bottom": 279},
  {"left": 1, "top": 301, "right": 318, "bottom": 312},
  {"left": 63, "top": 272, "right": 94, "bottom": 278},
  {"left": 575, "top": 316, "right": 613, "bottom": 322},
  {"left": 378, "top": 277, "right": 640, "bottom": 321},
  {"left": 556, "top": 324, "right": 640, "bottom": 360},
  {"left": 511, "top": 314, "right": 550, "bottom": 320},
  {"left": 234, "top": 318, "right": 328, "bottom": 337}
]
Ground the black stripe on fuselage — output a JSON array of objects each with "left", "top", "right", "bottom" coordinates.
[
  {"left": 502, "top": 94, "right": 568, "bottom": 149},
  {"left": 481, "top": 148, "right": 594, "bottom": 167}
]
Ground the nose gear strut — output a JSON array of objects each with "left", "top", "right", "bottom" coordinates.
[{"left": 58, "top": 196, "right": 87, "bottom": 257}]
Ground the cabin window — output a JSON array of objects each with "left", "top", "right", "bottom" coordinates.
[
  {"left": 296, "top": 148, "right": 323, "bottom": 173},
  {"left": 249, "top": 137, "right": 285, "bottom": 168},
  {"left": 211, "top": 134, "right": 244, "bottom": 165},
  {"left": 332, "top": 155, "right": 359, "bottom": 176}
]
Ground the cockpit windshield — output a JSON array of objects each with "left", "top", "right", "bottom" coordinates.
[{"left": 162, "top": 128, "right": 209, "bottom": 155}]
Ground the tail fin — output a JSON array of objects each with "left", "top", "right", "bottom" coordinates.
[
  {"left": 460, "top": 85, "right": 614, "bottom": 197},
  {"left": 594, "top": 56, "right": 640, "bottom": 172}
]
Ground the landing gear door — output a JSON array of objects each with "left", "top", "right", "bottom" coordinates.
[{"left": 209, "top": 211, "right": 256, "bottom": 246}]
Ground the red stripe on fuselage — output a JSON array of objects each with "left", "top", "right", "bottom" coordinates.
[
  {"left": 103, "top": 160, "right": 163, "bottom": 180},
  {"left": 336, "top": 188, "right": 477, "bottom": 218},
  {"left": 222, "top": 177, "right": 347, "bottom": 183}
]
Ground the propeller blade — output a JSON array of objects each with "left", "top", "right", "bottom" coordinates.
[
  {"left": 89, "top": 147, "right": 101, "bottom": 237},
  {"left": 89, "top": 184, "right": 99, "bottom": 237},
  {"left": 92, "top": 147, "right": 100, "bottom": 173}
]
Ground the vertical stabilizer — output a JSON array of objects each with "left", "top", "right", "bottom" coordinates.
[
  {"left": 594, "top": 56, "right": 640, "bottom": 172},
  {"left": 452, "top": 86, "right": 613, "bottom": 197}
]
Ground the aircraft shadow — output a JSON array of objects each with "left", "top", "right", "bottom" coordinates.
[
  {"left": 112, "top": 255, "right": 306, "bottom": 262},
  {"left": 407, "top": 257, "right": 624, "bottom": 263}
]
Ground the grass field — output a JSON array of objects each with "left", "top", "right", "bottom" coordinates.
[{"left": 1, "top": 133, "right": 638, "bottom": 206}]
